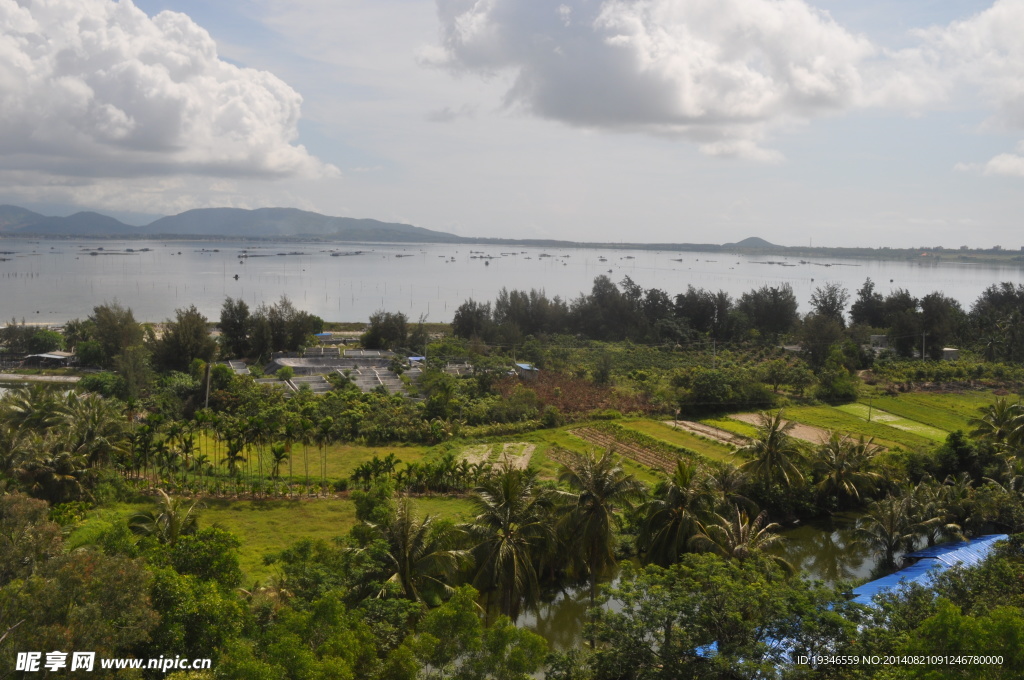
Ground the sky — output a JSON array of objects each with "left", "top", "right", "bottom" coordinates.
[{"left": 1, "top": 0, "right": 1023, "bottom": 248}]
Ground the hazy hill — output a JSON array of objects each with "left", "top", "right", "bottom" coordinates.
[
  {"left": 144, "top": 207, "right": 465, "bottom": 242},
  {"left": 0, "top": 204, "right": 782, "bottom": 252},
  {"left": 17, "top": 211, "right": 141, "bottom": 236},
  {"left": 0, "top": 205, "right": 45, "bottom": 232},
  {"left": 724, "top": 236, "right": 776, "bottom": 248}
]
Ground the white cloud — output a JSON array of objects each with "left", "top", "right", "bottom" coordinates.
[
  {"left": 0, "top": 0, "right": 336, "bottom": 179},
  {"left": 880, "top": 1, "right": 1024, "bottom": 175},
  {"left": 431, "top": 0, "right": 874, "bottom": 159}
]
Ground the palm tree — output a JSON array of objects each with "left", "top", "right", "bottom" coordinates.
[
  {"left": 855, "top": 494, "right": 926, "bottom": 569},
  {"left": 61, "top": 392, "right": 129, "bottom": 467},
  {"left": 358, "top": 498, "right": 469, "bottom": 602},
  {"left": 811, "top": 432, "right": 883, "bottom": 507},
  {"left": 464, "top": 465, "right": 555, "bottom": 622},
  {"left": 911, "top": 479, "right": 965, "bottom": 546},
  {"left": 270, "top": 442, "right": 289, "bottom": 479},
  {"left": 970, "top": 398, "right": 1024, "bottom": 452},
  {"left": 559, "top": 449, "right": 645, "bottom": 604},
  {"left": 638, "top": 460, "right": 720, "bottom": 567},
  {"left": 690, "top": 506, "right": 793, "bottom": 573},
  {"left": 127, "top": 489, "right": 201, "bottom": 546},
  {"left": 0, "top": 385, "right": 64, "bottom": 432},
  {"left": 16, "top": 446, "right": 90, "bottom": 504},
  {"left": 739, "top": 410, "right": 805, "bottom": 487},
  {"left": 222, "top": 429, "right": 246, "bottom": 478}
]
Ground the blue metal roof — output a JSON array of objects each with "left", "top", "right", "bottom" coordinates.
[
  {"left": 851, "top": 534, "right": 1007, "bottom": 607},
  {"left": 515, "top": 363, "right": 536, "bottom": 370}
]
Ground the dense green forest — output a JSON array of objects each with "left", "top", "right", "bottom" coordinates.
[{"left": 3, "top": 277, "right": 1024, "bottom": 678}]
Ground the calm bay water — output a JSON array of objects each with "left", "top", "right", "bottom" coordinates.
[{"left": 1, "top": 238, "right": 1022, "bottom": 323}]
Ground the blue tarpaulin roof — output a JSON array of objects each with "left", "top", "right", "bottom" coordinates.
[{"left": 851, "top": 534, "right": 1007, "bottom": 606}]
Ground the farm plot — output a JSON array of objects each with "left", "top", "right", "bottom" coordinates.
[
  {"left": 460, "top": 444, "right": 494, "bottom": 465},
  {"left": 459, "top": 442, "right": 536, "bottom": 470},
  {"left": 622, "top": 420, "right": 739, "bottom": 465},
  {"left": 782, "top": 406, "right": 931, "bottom": 450},
  {"left": 569, "top": 427, "right": 680, "bottom": 473},
  {"left": 498, "top": 442, "right": 536, "bottom": 470},
  {"left": 730, "top": 413, "right": 832, "bottom": 446},
  {"left": 835, "top": 403, "right": 948, "bottom": 442},
  {"left": 860, "top": 392, "right": 996, "bottom": 432},
  {"left": 698, "top": 417, "right": 759, "bottom": 440}
]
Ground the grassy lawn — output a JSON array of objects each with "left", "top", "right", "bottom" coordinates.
[
  {"left": 619, "top": 419, "right": 740, "bottom": 466},
  {"left": 782, "top": 406, "right": 931, "bottom": 450},
  {"left": 834, "top": 403, "right": 949, "bottom": 442}
]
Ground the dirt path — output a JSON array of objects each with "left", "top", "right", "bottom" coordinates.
[
  {"left": 667, "top": 420, "right": 747, "bottom": 447},
  {"left": 0, "top": 373, "right": 81, "bottom": 383},
  {"left": 731, "top": 413, "right": 831, "bottom": 445}
]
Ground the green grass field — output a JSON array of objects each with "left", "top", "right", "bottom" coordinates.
[
  {"left": 619, "top": 420, "right": 740, "bottom": 466},
  {"left": 700, "top": 417, "right": 759, "bottom": 439},
  {"left": 70, "top": 495, "right": 477, "bottom": 584},
  {"left": 834, "top": 404, "right": 949, "bottom": 442},
  {"left": 857, "top": 392, "right": 996, "bottom": 433},
  {"left": 782, "top": 406, "right": 932, "bottom": 450}
]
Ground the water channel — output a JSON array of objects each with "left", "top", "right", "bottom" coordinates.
[{"left": 520, "top": 512, "right": 880, "bottom": 651}]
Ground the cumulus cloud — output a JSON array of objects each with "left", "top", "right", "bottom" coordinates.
[
  {"left": 884, "top": 0, "right": 1024, "bottom": 175},
  {"left": 0, "top": 0, "right": 336, "bottom": 178},
  {"left": 430, "top": 0, "right": 874, "bottom": 159}
]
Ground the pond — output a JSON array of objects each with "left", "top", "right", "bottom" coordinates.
[{"left": 520, "top": 512, "right": 884, "bottom": 651}]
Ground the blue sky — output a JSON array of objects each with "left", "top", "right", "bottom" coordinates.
[{"left": 1, "top": 0, "right": 1023, "bottom": 248}]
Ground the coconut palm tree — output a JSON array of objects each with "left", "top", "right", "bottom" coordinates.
[
  {"left": 739, "top": 410, "right": 805, "bottom": 487},
  {"left": 15, "top": 445, "right": 90, "bottom": 504},
  {"left": 637, "top": 460, "right": 720, "bottom": 567},
  {"left": 61, "top": 392, "right": 129, "bottom": 467},
  {"left": 911, "top": 479, "right": 966, "bottom": 546},
  {"left": 359, "top": 497, "right": 469, "bottom": 602},
  {"left": 128, "top": 489, "right": 200, "bottom": 546},
  {"left": 559, "top": 449, "right": 645, "bottom": 603},
  {"left": 0, "top": 385, "right": 64, "bottom": 432},
  {"left": 811, "top": 432, "right": 884, "bottom": 507},
  {"left": 970, "top": 398, "right": 1024, "bottom": 452},
  {"left": 855, "top": 494, "right": 928, "bottom": 569},
  {"left": 464, "top": 464, "right": 555, "bottom": 622},
  {"left": 690, "top": 506, "right": 794, "bottom": 574}
]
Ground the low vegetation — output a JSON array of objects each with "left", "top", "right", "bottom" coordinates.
[{"left": 3, "top": 278, "right": 1024, "bottom": 677}]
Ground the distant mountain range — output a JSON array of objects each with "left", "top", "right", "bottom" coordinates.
[
  {"left": 0, "top": 205, "right": 465, "bottom": 243},
  {"left": 0, "top": 204, "right": 777, "bottom": 250}
]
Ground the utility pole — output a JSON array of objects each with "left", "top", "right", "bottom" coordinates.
[{"left": 922, "top": 331, "right": 928, "bottom": 360}]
